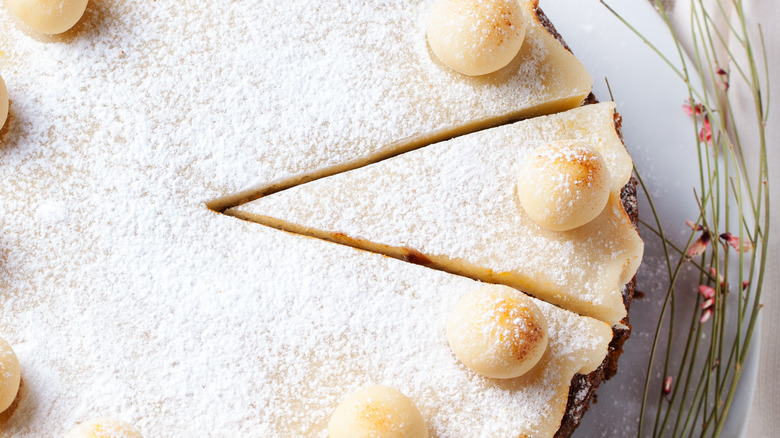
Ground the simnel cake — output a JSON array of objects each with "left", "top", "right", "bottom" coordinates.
[{"left": 0, "top": 0, "right": 642, "bottom": 436}]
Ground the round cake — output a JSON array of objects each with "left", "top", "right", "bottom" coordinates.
[{"left": 0, "top": 0, "right": 641, "bottom": 436}]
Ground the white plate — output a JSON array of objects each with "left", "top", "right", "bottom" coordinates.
[{"left": 541, "top": 1, "right": 760, "bottom": 436}]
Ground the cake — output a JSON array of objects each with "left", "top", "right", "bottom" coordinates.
[{"left": 0, "top": 0, "right": 641, "bottom": 436}]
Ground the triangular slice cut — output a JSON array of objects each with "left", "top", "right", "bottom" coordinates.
[
  {"left": 204, "top": 0, "right": 593, "bottom": 209},
  {"left": 228, "top": 103, "right": 643, "bottom": 325}
]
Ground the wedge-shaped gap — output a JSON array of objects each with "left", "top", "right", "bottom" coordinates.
[
  {"left": 226, "top": 104, "right": 644, "bottom": 326},
  {"left": 208, "top": 97, "right": 588, "bottom": 212}
]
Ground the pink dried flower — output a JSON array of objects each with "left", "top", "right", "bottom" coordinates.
[
  {"left": 742, "top": 280, "right": 750, "bottom": 290},
  {"left": 685, "top": 220, "right": 704, "bottom": 231},
  {"left": 698, "top": 285, "right": 716, "bottom": 299},
  {"left": 699, "top": 116, "right": 713, "bottom": 144},
  {"left": 719, "top": 232, "right": 754, "bottom": 252},
  {"left": 700, "top": 308, "right": 713, "bottom": 323},
  {"left": 682, "top": 100, "right": 714, "bottom": 144},
  {"left": 708, "top": 267, "right": 728, "bottom": 290},
  {"left": 716, "top": 67, "right": 730, "bottom": 91},
  {"left": 663, "top": 376, "right": 673, "bottom": 395},
  {"left": 682, "top": 100, "right": 704, "bottom": 116},
  {"left": 702, "top": 298, "right": 714, "bottom": 309},
  {"left": 709, "top": 267, "right": 721, "bottom": 281},
  {"left": 687, "top": 232, "right": 711, "bottom": 257}
]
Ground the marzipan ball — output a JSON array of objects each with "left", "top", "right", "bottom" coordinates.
[
  {"left": 0, "top": 336, "right": 21, "bottom": 413},
  {"left": 447, "top": 285, "right": 548, "bottom": 379},
  {"left": 65, "top": 417, "right": 143, "bottom": 438},
  {"left": 6, "top": 0, "right": 89, "bottom": 35},
  {"left": 328, "top": 385, "right": 428, "bottom": 438},
  {"left": 427, "top": 0, "right": 526, "bottom": 76},
  {"left": 517, "top": 140, "right": 611, "bottom": 231}
]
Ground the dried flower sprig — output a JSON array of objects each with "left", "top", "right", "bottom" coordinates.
[
  {"left": 719, "top": 232, "right": 753, "bottom": 252},
  {"left": 602, "top": 0, "right": 770, "bottom": 437},
  {"left": 687, "top": 226, "right": 711, "bottom": 257},
  {"left": 664, "top": 376, "right": 675, "bottom": 397}
]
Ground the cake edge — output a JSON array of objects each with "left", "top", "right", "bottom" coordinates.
[{"left": 536, "top": 6, "right": 640, "bottom": 434}]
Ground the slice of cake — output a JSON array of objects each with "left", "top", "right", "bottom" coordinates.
[
  {"left": 0, "top": 0, "right": 591, "bottom": 211},
  {"left": 192, "top": 0, "right": 592, "bottom": 208},
  {"left": 228, "top": 103, "right": 644, "bottom": 325}
]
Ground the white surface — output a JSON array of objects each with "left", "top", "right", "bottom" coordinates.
[{"left": 542, "top": 0, "right": 759, "bottom": 436}]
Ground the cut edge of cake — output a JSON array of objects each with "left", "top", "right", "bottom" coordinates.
[{"left": 0, "top": 213, "right": 619, "bottom": 437}]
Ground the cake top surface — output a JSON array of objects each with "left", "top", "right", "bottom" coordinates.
[
  {"left": 232, "top": 103, "right": 643, "bottom": 325},
  {"left": 0, "top": 208, "right": 611, "bottom": 436}
]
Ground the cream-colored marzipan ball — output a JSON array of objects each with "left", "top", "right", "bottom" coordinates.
[
  {"left": 65, "top": 417, "right": 143, "bottom": 438},
  {"left": 447, "top": 285, "right": 548, "bottom": 379},
  {"left": 328, "top": 385, "right": 428, "bottom": 438},
  {"left": 426, "top": 0, "right": 526, "bottom": 76},
  {"left": 517, "top": 140, "right": 611, "bottom": 231},
  {"left": 6, "top": 0, "right": 89, "bottom": 35},
  {"left": 0, "top": 73, "right": 8, "bottom": 130},
  {"left": 0, "top": 336, "right": 21, "bottom": 413}
]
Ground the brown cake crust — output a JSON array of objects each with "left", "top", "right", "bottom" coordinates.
[{"left": 534, "top": 3, "right": 573, "bottom": 53}]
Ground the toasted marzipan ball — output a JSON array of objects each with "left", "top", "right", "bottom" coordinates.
[
  {"left": 6, "top": 0, "right": 89, "bottom": 35},
  {"left": 0, "top": 74, "right": 8, "bottom": 130},
  {"left": 0, "top": 337, "right": 21, "bottom": 413},
  {"left": 65, "top": 418, "right": 143, "bottom": 438},
  {"left": 446, "top": 285, "right": 548, "bottom": 379},
  {"left": 426, "top": 0, "right": 526, "bottom": 76},
  {"left": 328, "top": 385, "right": 428, "bottom": 438},
  {"left": 517, "top": 140, "right": 611, "bottom": 231}
]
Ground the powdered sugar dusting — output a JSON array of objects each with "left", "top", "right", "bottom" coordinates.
[
  {"left": 1, "top": 210, "right": 610, "bottom": 436},
  {"left": 235, "top": 104, "right": 643, "bottom": 325},
  {"left": 0, "top": 0, "right": 591, "bottom": 206}
]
